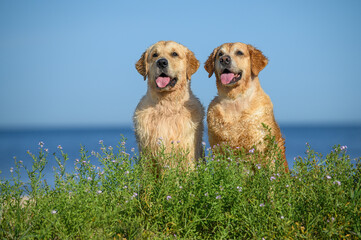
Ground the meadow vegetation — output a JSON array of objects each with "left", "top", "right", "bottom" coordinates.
[{"left": 1, "top": 130, "right": 360, "bottom": 239}]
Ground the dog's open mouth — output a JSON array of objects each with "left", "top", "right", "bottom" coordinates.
[
  {"left": 220, "top": 69, "right": 242, "bottom": 85},
  {"left": 155, "top": 73, "right": 178, "bottom": 89}
]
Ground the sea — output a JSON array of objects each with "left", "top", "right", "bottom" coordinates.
[{"left": 1, "top": 125, "right": 360, "bottom": 186}]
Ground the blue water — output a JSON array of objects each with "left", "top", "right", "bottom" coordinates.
[{"left": 1, "top": 125, "right": 360, "bottom": 185}]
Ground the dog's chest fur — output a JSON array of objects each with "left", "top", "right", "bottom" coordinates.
[
  {"left": 207, "top": 93, "right": 272, "bottom": 150},
  {"left": 134, "top": 94, "right": 203, "bottom": 156}
]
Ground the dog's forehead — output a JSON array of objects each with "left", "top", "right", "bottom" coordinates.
[
  {"left": 219, "top": 42, "right": 248, "bottom": 53},
  {"left": 150, "top": 41, "right": 185, "bottom": 53}
]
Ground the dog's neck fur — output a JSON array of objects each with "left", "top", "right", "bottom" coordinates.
[
  {"left": 147, "top": 81, "right": 191, "bottom": 105},
  {"left": 218, "top": 76, "right": 262, "bottom": 104}
]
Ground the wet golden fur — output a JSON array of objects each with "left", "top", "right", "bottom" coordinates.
[
  {"left": 134, "top": 41, "right": 204, "bottom": 169},
  {"left": 205, "top": 42, "right": 288, "bottom": 170}
]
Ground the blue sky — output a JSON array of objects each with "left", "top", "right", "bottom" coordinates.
[{"left": 1, "top": 0, "right": 361, "bottom": 128}]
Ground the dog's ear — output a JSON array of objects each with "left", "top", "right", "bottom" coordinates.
[
  {"left": 186, "top": 50, "right": 200, "bottom": 80},
  {"left": 248, "top": 45, "right": 268, "bottom": 76},
  {"left": 204, "top": 46, "right": 220, "bottom": 78},
  {"left": 135, "top": 50, "right": 148, "bottom": 80}
]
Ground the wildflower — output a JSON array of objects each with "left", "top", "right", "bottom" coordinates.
[
  {"left": 177, "top": 140, "right": 180, "bottom": 144},
  {"left": 281, "top": 216, "right": 284, "bottom": 219},
  {"left": 112, "top": 160, "right": 116, "bottom": 163},
  {"left": 121, "top": 141, "right": 125, "bottom": 145},
  {"left": 82, "top": 160, "right": 87, "bottom": 164},
  {"left": 99, "top": 140, "right": 103, "bottom": 144},
  {"left": 57, "top": 145, "right": 62, "bottom": 150},
  {"left": 125, "top": 170, "right": 129, "bottom": 175},
  {"left": 333, "top": 180, "right": 341, "bottom": 186},
  {"left": 123, "top": 185, "right": 128, "bottom": 189},
  {"left": 179, "top": 186, "right": 183, "bottom": 189},
  {"left": 202, "top": 141, "right": 206, "bottom": 146},
  {"left": 326, "top": 175, "right": 332, "bottom": 179},
  {"left": 286, "top": 184, "right": 290, "bottom": 188},
  {"left": 216, "top": 195, "right": 221, "bottom": 199},
  {"left": 259, "top": 203, "right": 265, "bottom": 207},
  {"left": 340, "top": 145, "right": 347, "bottom": 151},
  {"left": 44, "top": 148, "right": 48, "bottom": 152},
  {"left": 220, "top": 185, "right": 224, "bottom": 191},
  {"left": 19, "top": 160, "right": 23, "bottom": 164},
  {"left": 97, "top": 190, "right": 102, "bottom": 194},
  {"left": 10, "top": 167, "right": 13, "bottom": 173},
  {"left": 132, "top": 192, "right": 138, "bottom": 198},
  {"left": 38, "top": 141, "right": 44, "bottom": 147},
  {"left": 87, "top": 177, "right": 92, "bottom": 181},
  {"left": 249, "top": 148, "right": 255, "bottom": 153},
  {"left": 205, "top": 192, "right": 208, "bottom": 196},
  {"left": 51, "top": 210, "right": 57, "bottom": 214},
  {"left": 91, "top": 150, "right": 96, "bottom": 156},
  {"left": 108, "top": 146, "right": 113, "bottom": 151},
  {"left": 270, "top": 176, "right": 276, "bottom": 181},
  {"left": 237, "top": 186, "right": 242, "bottom": 192},
  {"left": 131, "top": 148, "right": 135, "bottom": 152},
  {"left": 256, "top": 164, "right": 261, "bottom": 169},
  {"left": 166, "top": 195, "right": 172, "bottom": 201}
]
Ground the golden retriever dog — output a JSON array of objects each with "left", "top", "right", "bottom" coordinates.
[
  {"left": 134, "top": 41, "right": 204, "bottom": 170},
  {"left": 205, "top": 42, "right": 288, "bottom": 171}
]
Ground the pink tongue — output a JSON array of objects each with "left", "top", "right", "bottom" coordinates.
[
  {"left": 156, "top": 77, "right": 171, "bottom": 88},
  {"left": 221, "top": 73, "right": 235, "bottom": 85}
]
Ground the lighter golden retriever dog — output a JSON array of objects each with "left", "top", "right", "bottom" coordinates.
[
  {"left": 133, "top": 41, "right": 204, "bottom": 170},
  {"left": 205, "top": 42, "right": 288, "bottom": 171}
]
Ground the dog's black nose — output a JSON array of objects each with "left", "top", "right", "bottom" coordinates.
[
  {"left": 157, "top": 58, "right": 168, "bottom": 69},
  {"left": 220, "top": 55, "right": 231, "bottom": 66}
]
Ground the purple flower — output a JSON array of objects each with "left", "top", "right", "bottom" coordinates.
[
  {"left": 249, "top": 148, "right": 255, "bottom": 153},
  {"left": 51, "top": 210, "right": 57, "bottom": 214},
  {"left": 326, "top": 175, "right": 332, "bottom": 179},
  {"left": 87, "top": 177, "right": 92, "bottom": 181},
  {"left": 204, "top": 192, "right": 209, "bottom": 196},
  {"left": 237, "top": 186, "right": 242, "bottom": 192},
  {"left": 286, "top": 184, "right": 290, "bottom": 188},
  {"left": 333, "top": 180, "right": 341, "bottom": 186},
  {"left": 38, "top": 141, "right": 44, "bottom": 147},
  {"left": 259, "top": 203, "right": 265, "bottom": 207},
  {"left": 91, "top": 151, "right": 96, "bottom": 156},
  {"left": 44, "top": 148, "right": 49, "bottom": 152},
  {"left": 281, "top": 216, "right": 284, "bottom": 219},
  {"left": 256, "top": 164, "right": 261, "bottom": 169},
  {"left": 57, "top": 145, "right": 63, "bottom": 150},
  {"left": 270, "top": 176, "right": 276, "bottom": 181},
  {"left": 166, "top": 195, "right": 172, "bottom": 201},
  {"left": 108, "top": 146, "right": 113, "bottom": 151},
  {"left": 179, "top": 186, "right": 183, "bottom": 189},
  {"left": 216, "top": 195, "right": 221, "bottom": 199},
  {"left": 340, "top": 145, "right": 347, "bottom": 151},
  {"left": 97, "top": 190, "right": 102, "bottom": 194}
]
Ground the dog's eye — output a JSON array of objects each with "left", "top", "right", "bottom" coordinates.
[
  {"left": 152, "top": 53, "right": 159, "bottom": 58},
  {"left": 172, "top": 52, "right": 178, "bottom": 57},
  {"left": 236, "top": 50, "right": 244, "bottom": 56},
  {"left": 218, "top": 52, "right": 223, "bottom": 57}
]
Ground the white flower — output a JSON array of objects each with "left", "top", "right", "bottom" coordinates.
[{"left": 51, "top": 210, "right": 57, "bottom": 214}]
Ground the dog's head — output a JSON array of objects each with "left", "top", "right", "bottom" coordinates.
[
  {"left": 205, "top": 42, "right": 268, "bottom": 98},
  {"left": 136, "top": 41, "right": 199, "bottom": 93}
]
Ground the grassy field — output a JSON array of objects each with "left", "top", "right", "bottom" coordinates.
[{"left": 1, "top": 132, "right": 360, "bottom": 239}]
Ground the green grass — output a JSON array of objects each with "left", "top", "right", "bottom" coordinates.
[{"left": 1, "top": 133, "right": 360, "bottom": 239}]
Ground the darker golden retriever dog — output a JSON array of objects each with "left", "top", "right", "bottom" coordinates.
[
  {"left": 134, "top": 41, "right": 204, "bottom": 170},
  {"left": 205, "top": 42, "right": 288, "bottom": 171}
]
